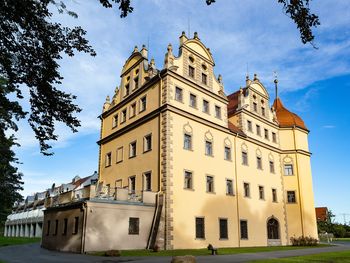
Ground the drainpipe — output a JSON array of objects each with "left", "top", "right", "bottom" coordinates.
[
  {"left": 81, "top": 202, "right": 88, "bottom": 253},
  {"left": 233, "top": 133, "right": 241, "bottom": 247}
]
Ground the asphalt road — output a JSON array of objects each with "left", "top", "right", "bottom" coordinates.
[{"left": 0, "top": 242, "right": 349, "bottom": 263}]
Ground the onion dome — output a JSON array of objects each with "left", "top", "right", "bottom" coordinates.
[{"left": 273, "top": 98, "right": 307, "bottom": 130}]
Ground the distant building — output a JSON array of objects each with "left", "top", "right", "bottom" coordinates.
[
  {"left": 40, "top": 32, "right": 318, "bottom": 253},
  {"left": 315, "top": 207, "right": 329, "bottom": 222}
]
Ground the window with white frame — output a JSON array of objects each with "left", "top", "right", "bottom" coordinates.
[
  {"left": 130, "top": 102, "right": 136, "bottom": 118},
  {"left": 140, "top": 96, "right": 147, "bottom": 112},
  {"left": 143, "top": 134, "right": 152, "bottom": 152},
  {"left": 284, "top": 164, "right": 294, "bottom": 175},
  {"left": 287, "top": 190, "right": 296, "bottom": 203},
  {"left": 105, "top": 152, "right": 112, "bottom": 167},
  {"left": 121, "top": 109, "right": 127, "bottom": 123},
  {"left": 175, "top": 87, "right": 183, "bottom": 102},
  {"left": 202, "top": 99, "right": 209, "bottom": 114},
  {"left": 189, "top": 93, "right": 197, "bottom": 108},
  {"left": 215, "top": 105, "right": 221, "bottom": 119},
  {"left": 112, "top": 114, "right": 118, "bottom": 128},
  {"left": 129, "top": 141, "right": 137, "bottom": 158}
]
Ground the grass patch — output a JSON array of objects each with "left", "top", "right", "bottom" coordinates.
[
  {"left": 334, "top": 238, "right": 350, "bottom": 242},
  {"left": 250, "top": 250, "right": 350, "bottom": 262},
  {"left": 0, "top": 237, "right": 41, "bottom": 247},
  {"left": 89, "top": 244, "right": 330, "bottom": 257}
]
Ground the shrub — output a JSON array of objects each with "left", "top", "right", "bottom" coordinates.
[
  {"left": 104, "top": 250, "right": 121, "bottom": 257},
  {"left": 290, "top": 236, "right": 318, "bottom": 246}
]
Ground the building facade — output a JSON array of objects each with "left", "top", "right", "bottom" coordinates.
[{"left": 97, "top": 32, "right": 318, "bottom": 250}]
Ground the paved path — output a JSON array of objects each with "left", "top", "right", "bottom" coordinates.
[{"left": 0, "top": 242, "right": 349, "bottom": 263}]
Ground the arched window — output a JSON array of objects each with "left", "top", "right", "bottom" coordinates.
[{"left": 267, "top": 218, "right": 279, "bottom": 239}]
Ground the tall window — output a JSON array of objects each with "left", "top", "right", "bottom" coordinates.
[
  {"left": 189, "top": 93, "right": 197, "bottom": 108},
  {"left": 256, "top": 125, "right": 261, "bottom": 136},
  {"left": 129, "top": 141, "right": 137, "bottom": 158},
  {"left": 54, "top": 219, "right": 58, "bottom": 235},
  {"left": 269, "top": 161, "right": 275, "bottom": 173},
  {"left": 112, "top": 114, "right": 118, "bottom": 128},
  {"left": 62, "top": 218, "right": 68, "bottom": 235},
  {"left": 202, "top": 73, "right": 207, "bottom": 85},
  {"left": 73, "top": 217, "right": 79, "bottom": 234},
  {"left": 226, "top": 179, "right": 234, "bottom": 195},
  {"left": 134, "top": 77, "right": 139, "bottom": 89},
  {"left": 244, "top": 183, "right": 250, "bottom": 197},
  {"left": 261, "top": 107, "right": 265, "bottom": 116},
  {"left": 253, "top": 102, "right": 257, "bottom": 112},
  {"left": 202, "top": 99, "right": 209, "bottom": 113},
  {"left": 264, "top": 129, "right": 269, "bottom": 140},
  {"left": 287, "top": 191, "right": 296, "bottom": 203},
  {"left": 189, "top": 65, "right": 195, "bottom": 78},
  {"left": 184, "top": 170, "right": 193, "bottom": 189},
  {"left": 195, "top": 217, "right": 205, "bottom": 239},
  {"left": 121, "top": 109, "right": 127, "bottom": 123},
  {"left": 129, "top": 176, "right": 136, "bottom": 193},
  {"left": 219, "top": 219, "right": 228, "bottom": 239},
  {"left": 272, "top": 132, "right": 277, "bottom": 143},
  {"left": 105, "top": 152, "right": 112, "bottom": 167},
  {"left": 242, "top": 151, "right": 248, "bottom": 165},
  {"left": 129, "top": 217, "right": 139, "bottom": 235},
  {"left": 116, "top": 147, "right": 123, "bottom": 163},
  {"left": 284, "top": 164, "right": 294, "bottom": 175},
  {"left": 46, "top": 220, "right": 50, "bottom": 236},
  {"left": 144, "top": 172, "right": 151, "bottom": 191},
  {"left": 259, "top": 186, "right": 265, "bottom": 200},
  {"left": 144, "top": 134, "right": 152, "bottom": 152},
  {"left": 224, "top": 146, "right": 231, "bottom": 160},
  {"left": 267, "top": 218, "right": 280, "bottom": 239},
  {"left": 140, "top": 96, "right": 147, "bottom": 112},
  {"left": 205, "top": 141, "right": 213, "bottom": 156},
  {"left": 130, "top": 103, "right": 136, "bottom": 118},
  {"left": 175, "top": 87, "right": 183, "bottom": 102},
  {"left": 247, "top": 120, "right": 252, "bottom": 132},
  {"left": 240, "top": 220, "right": 248, "bottom": 239},
  {"left": 257, "top": 156, "right": 262, "bottom": 169},
  {"left": 184, "top": 134, "right": 192, "bottom": 150},
  {"left": 206, "top": 176, "right": 214, "bottom": 193},
  {"left": 215, "top": 105, "right": 221, "bottom": 119},
  {"left": 125, "top": 84, "right": 130, "bottom": 96},
  {"left": 272, "top": 188, "right": 277, "bottom": 202}
]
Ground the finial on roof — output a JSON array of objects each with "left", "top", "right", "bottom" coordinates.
[
  {"left": 253, "top": 73, "right": 258, "bottom": 81},
  {"left": 274, "top": 77, "right": 278, "bottom": 100},
  {"left": 218, "top": 74, "right": 223, "bottom": 84},
  {"left": 167, "top": 43, "right": 173, "bottom": 53},
  {"left": 246, "top": 74, "right": 249, "bottom": 81},
  {"left": 182, "top": 31, "right": 186, "bottom": 37},
  {"left": 106, "top": 95, "right": 110, "bottom": 102},
  {"left": 133, "top": 45, "right": 138, "bottom": 53},
  {"left": 194, "top": 32, "right": 199, "bottom": 39}
]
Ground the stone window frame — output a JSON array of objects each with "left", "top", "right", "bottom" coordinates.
[
  {"left": 256, "top": 124, "right": 261, "bottom": 136},
  {"left": 264, "top": 128, "right": 269, "bottom": 140},
  {"left": 205, "top": 140, "right": 213, "bottom": 157},
  {"left": 105, "top": 152, "right": 112, "bottom": 167},
  {"left": 183, "top": 133, "right": 193, "bottom": 151},
  {"left": 143, "top": 171, "right": 152, "bottom": 191},
  {"left": 247, "top": 120, "right": 252, "bottom": 132},
  {"left": 128, "top": 217, "right": 140, "bottom": 235},
  {"left": 269, "top": 160, "right": 275, "bottom": 174},
  {"left": 175, "top": 86, "right": 184, "bottom": 102},
  {"left": 143, "top": 133, "right": 152, "bottom": 153},
  {"left": 116, "top": 146, "right": 123, "bottom": 163},
  {"left": 189, "top": 92, "right": 198, "bottom": 109},
  {"left": 129, "top": 102, "right": 137, "bottom": 119},
  {"left": 272, "top": 132, "right": 277, "bottom": 143},
  {"left": 284, "top": 164, "right": 294, "bottom": 176},
  {"left": 202, "top": 99, "right": 210, "bottom": 114},
  {"left": 112, "top": 114, "right": 118, "bottom": 128},
  {"left": 62, "top": 218, "right": 68, "bottom": 235},
  {"left": 214, "top": 105, "right": 222, "bottom": 119},
  {"left": 139, "top": 95, "right": 147, "bottom": 113},
  {"left": 129, "top": 141, "right": 137, "bottom": 158},
  {"left": 287, "top": 190, "right": 297, "bottom": 204},
  {"left": 73, "top": 216, "right": 79, "bottom": 235},
  {"left": 120, "top": 108, "right": 127, "bottom": 123}
]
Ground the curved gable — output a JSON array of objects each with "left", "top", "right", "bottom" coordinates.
[
  {"left": 184, "top": 39, "right": 214, "bottom": 64},
  {"left": 121, "top": 53, "right": 144, "bottom": 76},
  {"left": 250, "top": 82, "right": 269, "bottom": 98}
]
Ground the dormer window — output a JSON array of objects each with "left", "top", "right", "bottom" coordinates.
[
  {"left": 202, "top": 73, "right": 207, "bottom": 85},
  {"left": 189, "top": 66, "right": 195, "bottom": 78}
]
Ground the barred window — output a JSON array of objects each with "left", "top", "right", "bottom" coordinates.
[
  {"left": 240, "top": 220, "right": 248, "bottom": 239},
  {"left": 129, "top": 217, "right": 139, "bottom": 235}
]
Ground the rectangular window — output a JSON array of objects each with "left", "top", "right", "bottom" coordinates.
[
  {"left": 202, "top": 73, "right": 207, "bottom": 85},
  {"left": 264, "top": 129, "right": 269, "bottom": 140},
  {"left": 244, "top": 183, "right": 250, "bottom": 198},
  {"left": 144, "top": 172, "right": 151, "bottom": 191},
  {"left": 112, "top": 114, "right": 118, "bottom": 128},
  {"left": 205, "top": 141, "right": 213, "bottom": 156},
  {"left": 272, "top": 188, "right": 277, "bottom": 202},
  {"left": 121, "top": 109, "right": 127, "bottom": 123},
  {"left": 184, "top": 134, "right": 192, "bottom": 150},
  {"left": 226, "top": 179, "right": 234, "bottom": 195},
  {"left": 242, "top": 151, "right": 248, "bottom": 165},
  {"left": 62, "top": 218, "right": 68, "bottom": 235},
  {"left": 129, "top": 176, "right": 136, "bottom": 193},
  {"left": 189, "top": 65, "right": 195, "bottom": 78},
  {"left": 105, "top": 152, "right": 112, "bottom": 167},
  {"left": 224, "top": 146, "right": 231, "bottom": 160},
  {"left": 287, "top": 191, "right": 296, "bottom": 203},
  {"left": 144, "top": 134, "right": 152, "bottom": 152},
  {"left": 130, "top": 103, "right": 136, "bottom": 118},
  {"left": 129, "top": 217, "right": 139, "bottom": 235},
  {"left": 206, "top": 175, "right": 214, "bottom": 193},
  {"left": 253, "top": 102, "right": 257, "bottom": 112},
  {"left": 247, "top": 120, "right": 252, "bottom": 132},
  {"left": 261, "top": 107, "right": 265, "bottom": 116},
  {"left": 284, "top": 164, "right": 294, "bottom": 175},
  {"left": 116, "top": 147, "right": 123, "bottom": 163},
  {"left": 46, "top": 220, "right": 50, "bottom": 236},
  {"left": 140, "top": 96, "right": 147, "bottom": 112},
  {"left": 259, "top": 186, "right": 265, "bottom": 200},
  {"left": 257, "top": 156, "right": 262, "bottom": 170},
  {"left": 240, "top": 220, "right": 248, "bottom": 239},
  {"left": 219, "top": 219, "right": 228, "bottom": 239},
  {"left": 202, "top": 99, "right": 209, "bottom": 113},
  {"left": 73, "top": 217, "right": 79, "bottom": 235},
  {"left": 129, "top": 141, "right": 137, "bottom": 158},
  {"left": 184, "top": 170, "right": 193, "bottom": 189},
  {"left": 195, "top": 217, "right": 205, "bottom": 239},
  {"left": 54, "top": 219, "right": 58, "bottom": 235},
  {"left": 125, "top": 84, "right": 130, "bottom": 97},
  {"left": 256, "top": 125, "right": 261, "bottom": 136},
  {"left": 272, "top": 132, "right": 277, "bottom": 143},
  {"left": 269, "top": 161, "right": 275, "bottom": 173},
  {"left": 189, "top": 93, "right": 197, "bottom": 108},
  {"left": 175, "top": 87, "right": 183, "bottom": 102},
  {"left": 215, "top": 105, "right": 221, "bottom": 119},
  {"left": 134, "top": 77, "right": 139, "bottom": 89}
]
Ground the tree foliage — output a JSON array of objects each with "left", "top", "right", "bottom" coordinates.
[{"left": 99, "top": 0, "right": 320, "bottom": 47}]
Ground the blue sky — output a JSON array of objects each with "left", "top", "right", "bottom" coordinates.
[{"left": 14, "top": 0, "right": 350, "bottom": 223}]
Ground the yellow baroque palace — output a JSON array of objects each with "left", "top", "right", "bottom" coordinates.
[{"left": 40, "top": 32, "right": 317, "bottom": 253}]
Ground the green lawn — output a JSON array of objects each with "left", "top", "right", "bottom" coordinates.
[
  {"left": 90, "top": 244, "right": 330, "bottom": 257},
  {"left": 0, "top": 237, "right": 41, "bottom": 247},
  {"left": 250, "top": 250, "right": 350, "bottom": 262},
  {"left": 334, "top": 238, "right": 350, "bottom": 241}
]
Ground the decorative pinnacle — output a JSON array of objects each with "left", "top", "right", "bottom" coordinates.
[
  {"left": 181, "top": 31, "right": 186, "bottom": 37},
  {"left": 105, "top": 95, "right": 110, "bottom": 103},
  {"left": 141, "top": 44, "right": 146, "bottom": 49},
  {"left": 167, "top": 43, "right": 173, "bottom": 52},
  {"left": 194, "top": 32, "right": 198, "bottom": 39},
  {"left": 218, "top": 74, "right": 223, "bottom": 84},
  {"left": 254, "top": 73, "right": 258, "bottom": 81},
  {"left": 133, "top": 46, "right": 138, "bottom": 53},
  {"left": 150, "top": 58, "right": 155, "bottom": 66}
]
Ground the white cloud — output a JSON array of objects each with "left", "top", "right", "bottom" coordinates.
[{"left": 322, "top": 125, "right": 336, "bottom": 129}]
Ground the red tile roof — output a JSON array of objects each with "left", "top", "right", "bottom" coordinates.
[{"left": 273, "top": 98, "right": 307, "bottom": 130}]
